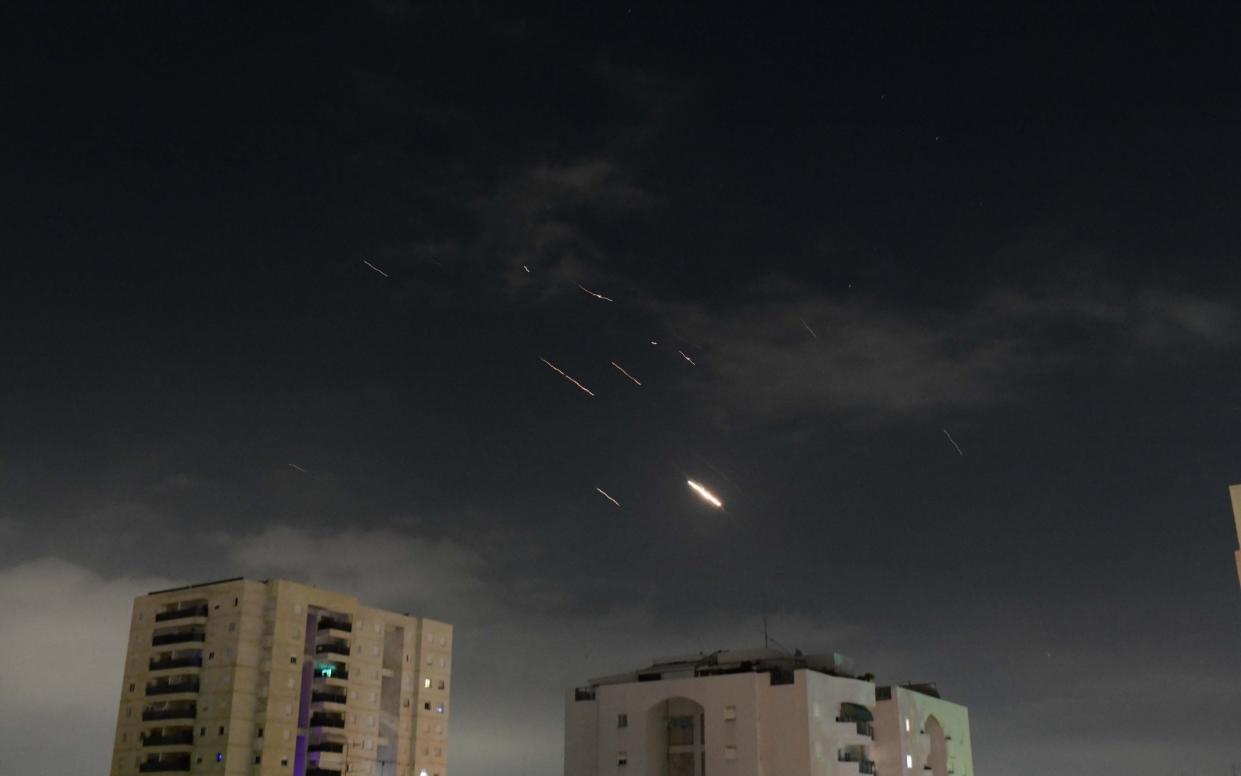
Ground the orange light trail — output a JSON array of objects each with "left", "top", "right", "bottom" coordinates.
[
  {"left": 539, "top": 357, "right": 595, "bottom": 397},
  {"left": 610, "top": 361, "right": 642, "bottom": 386}
]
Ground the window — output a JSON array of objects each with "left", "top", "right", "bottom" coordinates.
[
  {"left": 724, "top": 705, "right": 737, "bottom": 721},
  {"left": 617, "top": 752, "right": 628, "bottom": 766},
  {"left": 225, "top": 647, "right": 235, "bottom": 659},
  {"left": 254, "top": 756, "right": 261, "bottom": 764},
  {"left": 435, "top": 703, "right": 444, "bottom": 714},
  {"left": 125, "top": 707, "right": 132, "bottom": 719},
  {"left": 437, "top": 680, "right": 445, "bottom": 690},
  {"left": 372, "top": 645, "right": 379, "bottom": 657},
  {"left": 617, "top": 713, "right": 628, "bottom": 728},
  {"left": 290, "top": 656, "right": 297, "bottom": 664},
  {"left": 216, "top": 752, "right": 223, "bottom": 763},
  {"left": 234, "top": 597, "right": 239, "bottom": 607},
  {"left": 218, "top": 726, "right": 224, "bottom": 735},
  {"left": 281, "top": 758, "right": 288, "bottom": 767},
  {"left": 121, "top": 733, "right": 127, "bottom": 743},
  {"left": 228, "top": 622, "right": 236, "bottom": 633},
  {"left": 424, "top": 678, "right": 431, "bottom": 689},
  {"left": 128, "top": 683, "right": 135, "bottom": 693},
  {"left": 200, "top": 727, "right": 206, "bottom": 736},
  {"left": 404, "top": 699, "right": 411, "bottom": 708},
  {"left": 905, "top": 717, "right": 910, "bottom": 732},
  {"left": 906, "top": 754, "right": 913, "bottom": 769},
  {"left": 208, "top": 651, "right": 215, "bottom": 660},
  {"left": 725, "top": 746, "right": 737, "bottom": 761},
  {"left": 424, "top": 702, "right": 431, "bottom": 710},
  {"left": 257, "top": 727, "right": 264, "bottom": 738}
]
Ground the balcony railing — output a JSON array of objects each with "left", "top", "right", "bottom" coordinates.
[
  {"left": 142, "top": 732, "right": 194, "bottom": 747},
  {"left": 317, "top": 618, "right": 352, "bottom": 632},
  {"left": 139, "top": 759, "right": 191, "bottom": 772},
  {"left": 149, "top": 656, "right": 202, "bottom": 672},
  {"left": 315, "top": 643, "right": 351, "bottom": 656},
  {"left": 142, "top": 707, "right": 196, "bottom": 722},
  {"left": 835, "top": 717, "right": 874, "bottom": 737},
  {"left": 859, "top": 761, "right": 876, "bottom": 774},
  {"left": 307, "top": 742, "right": 345, "bottom": 753},
  {"left": 307, "top": 769, "right": 342, "bottom": 776},
  {"left": 308, "top": 714, "right": 345, "bottom": 729},
  {"left": 154, "top": 605, "right": 208, "bottom": 622},
  {"left": 151, "top": 632, "right": 205, "bottom": 646},
  {"left": 146, "top": 681, "right": 199, "bottom": 696},
  {"left": 311, "top": 691, "right": 347, "bottom": 705}
]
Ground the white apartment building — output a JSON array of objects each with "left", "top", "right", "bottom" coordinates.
[
  {"left": 565, "top": 648, "right": 972, "bottom": 776},
  {"left": 109, "top": 577, "right": 451, "bottom": 776}
]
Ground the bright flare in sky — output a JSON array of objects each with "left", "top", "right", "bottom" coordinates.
[{"left": 687, "top": 479, "right": 723, "bottom": 508}]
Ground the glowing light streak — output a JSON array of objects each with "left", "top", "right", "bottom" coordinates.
[
  {"left": 287, "top": 463, "right": 307, "bottom": 473},
  {"left": 942, "top": 428, "right": 964, "bottom": 456},
  {"left": 611, "top": 361, "right": 642, "bottom": 386},
  {"left": 362, "top": 260, "right": 389, "bottom": 278},
  {"left": 800, "top": 318, "right": 818, "bottom": 338},
  {"left": 577, "top": 283, "right": 614, "bottom": 302},
  {"left": 687, "top": 479, "right": 723, "bottom": 508},
  {"left": 539, "top": 357, "right": 595, "bottom": 397},
  {"left": 677, "top": 350, "right": 696, "bottom": 366},
  {"left": 595, "top": 488, "right": 621, "bottom": 507}
]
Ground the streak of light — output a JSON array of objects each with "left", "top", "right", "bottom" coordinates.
[
  {"left": 539, "top": 357, "right": 595, "bottom": 397},
  {"left": 611, "top": 361, "right": 642, "bottom": 386},
  {"left": 595, "top": 488, "right": 621, "bottom": 508},
  {"left": 650, "top": 340, "right": 658, "bottom": 345},
  {"left": 800, "top": 318, "right": 818, "bottom": 338},
  {"left": 677, "top": 350, "right": 696, "bottom": 366},
  {"left": 287, "top": 463, "right": 307, "bottom": 473},
  {"left": 942, "top": 428, "right": 964, "bottom": 456},
  {"left": 523, "top": 265, "right": 531, "bottom": 273},
  {"left": 362, "top": 260, "right": 389, "bottom": 278},
  {"left": 687, "top": 479, "right": 723, "bottom": 508},
  {"left": 577, "top": 283, "right": 614, "bottom": 302}
]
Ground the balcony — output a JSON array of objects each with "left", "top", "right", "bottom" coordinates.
[
  {"left": 142, "top": 732, "right": 194, "bottom": 747},
  {"left": 317, "top": 618, "right": 352, "bottom": 633},
  {"left": 142, "top": 707, "right": 196, "bottom": 722},
  {"left": 139, "top": 758, "right": 191, "bottom": 772},
  {"left": 311, "top": 691, "right": 348, "bottom": 705},
  {"left": 859, "top": 761, "right": 876, "bottom": 774},
  {"left": 313, "top": 664, "right": 348, "bottom": 681},
  {"left": 151, "top": 631, "right": 205, "bottom": 647},
  {"left": 154, "top": 605, "right": 208, "bottom": 622},
  {"left": 307, "top": 742, "right": 345, "bottom": 754},
  {"left": 309, "top": 713, "right": 345, "bottom": 729},
  {"left": 835, "top": 718, "right": 874, "bottom": 737},
  {"left": 146, "top": 681, "right": 199, "bottom": 697},
  {"left": 149, "top": 656, "right": 202, "bottom": 672},
  {"left": 315, "top": 642, "right": 351, "bottom": 657}
]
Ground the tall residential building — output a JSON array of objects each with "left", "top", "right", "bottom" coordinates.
[
  {"left": 565, "top": 648, "right": 973, "bottom": 776},
  {"left": 109, "top": 578, "right": 452, "bottom": 776},
  {"left": 1231, "top": 484, "right": 1241, "bottom": 590}
]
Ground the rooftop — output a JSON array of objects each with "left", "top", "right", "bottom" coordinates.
[{"left": 587, "top": 646, "right": 859, "bottom": 687}]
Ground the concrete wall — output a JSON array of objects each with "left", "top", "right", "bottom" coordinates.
[{"left": 873, "top": 688, "right": 973, "bottom": 776}]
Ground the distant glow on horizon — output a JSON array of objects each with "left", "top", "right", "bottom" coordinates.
[{"left": 687, "top": 479, "right": 723, "bottom": 508}]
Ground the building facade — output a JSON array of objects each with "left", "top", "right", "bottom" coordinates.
[
  {"left": 109, "top": 577, "right": 452, "bottom": 776},
  {"left": 1231, "top": 484, "right": 1241, "bottom": 589},
  {"left": 565, "top": 648, "right": 972, "bottom": 776}
]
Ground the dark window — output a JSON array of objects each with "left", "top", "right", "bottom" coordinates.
[
  {"left": 290, "top": 657, "right": 297, "bottom": 664},
  {"left": 617, "top": 713, "right": 628, "bottom": 728},
  {"left": 257, "top": 727, "right": 263, "bottom": 738},
  {"left": 218, "top": 726, "right": 224, "bottom": 735},
  {"left": 234, "top": 597, "right": 239, "bottom": 607}
]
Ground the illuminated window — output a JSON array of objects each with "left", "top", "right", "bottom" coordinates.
[
  {"left": 905, "top": 717, "right": 910, "bottom": 732},
  {"left": 424, "top": 678, "right": 431, "bottom": 688},
  {"left": 906, "top": 754, "right": 913, "bottom": 769}
]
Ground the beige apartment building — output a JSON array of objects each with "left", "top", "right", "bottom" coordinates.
[
  {"left": 565, "top": 648, "right": 972, "bottom": 776},
  {"left": 1231, "top": 484, "right": 1241, "bottom": 589},
  {"left": 109, "top": 577, "right": 451, "bottom": 776}
]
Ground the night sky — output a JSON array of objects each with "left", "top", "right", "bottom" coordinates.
[{"left": 3, "top": 3, "right": 1241, "bottom": 774}]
